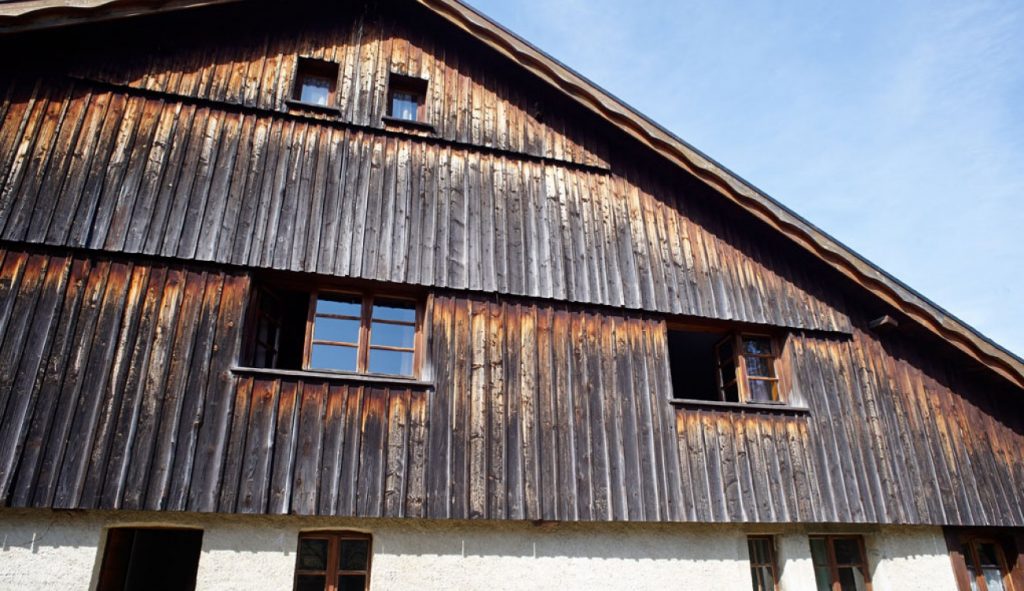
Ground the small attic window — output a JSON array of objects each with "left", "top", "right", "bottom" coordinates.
[
  {"left": 386, "top": 73, "right": 428, "bottom": 123},
  {"left": 667, "top": 327, "right": 784, "bottom": 405},
  {"left": 293, "top": 58, "right": 338, "bottom": 107}
]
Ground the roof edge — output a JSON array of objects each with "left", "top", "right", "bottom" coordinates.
[{"left": 0, "top": 0, "right": 240, "bottom": 33}]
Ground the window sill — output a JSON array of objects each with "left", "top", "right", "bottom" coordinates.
[
  {"left": 669, "top": 398, "right": 810, "bottom": 415},
  {"left": 382, "top": 115, "right": 435, "bottom": 132},
  {"left": 232, "top": 366, "right": 432, "bottom": 389},
  {"left": 284, "top": 99, "right": 343, "bottom": 116}
]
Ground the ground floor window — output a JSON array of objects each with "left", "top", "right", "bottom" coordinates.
[
  {"left": 96, "top": 528, "right": 203, "bottom": 591},
  {"left": 945, "top": 529, "right": 1024, "bottom": 591},
  {"left": 747, "top": 535, "right": 779, "bottom": 590},
  {"left": 809, "top": 535, "right": 872, "bottom": 591},
  {"left": 294, "top": 531, "right": 372, "bottom": 591}
]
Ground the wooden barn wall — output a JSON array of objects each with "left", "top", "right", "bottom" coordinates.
[
  {"left": 0, "top": 248, "right": 1020, "bottom": 525},
  {"left": 0, "top": 78, "right": 850, "bottom": 333},
  {"left": 61, "top": 1, "right": 610, "bottom": 169}
]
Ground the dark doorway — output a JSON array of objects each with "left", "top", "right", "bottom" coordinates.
[{"left": 97, "top": 528, "right": 204, "bottom": 591}]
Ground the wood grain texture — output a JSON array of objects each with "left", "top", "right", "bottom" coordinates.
[
  {"left": 0, "top": 250, "right": 1019, "bottom": 525},
  {"left": 0, "top": 77, "right": 850, "bottom": 333}
]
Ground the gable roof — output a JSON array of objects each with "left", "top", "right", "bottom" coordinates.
[{"left": 2, "top": 0, "right": 1022, "bottom": 390}]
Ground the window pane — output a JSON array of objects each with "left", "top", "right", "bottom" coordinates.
[
  {"left": 813, "top": 566, "right": 833, "bottom": 591},
  {"left": 314, "top": 317, "right": 360, "bottom": 344},
  {"left": 833, "top": 538, "right": 863, "bottom": 565},
  {"left": 749, "top": 380, "right": 776, "bottom": 402},
  {"left": 296, "top": 574, "right": 327, "bottom": 591},
  {"left": 370, "top": 322, "right": 415, "bottom": 348},
  {"left": 750, "top": 566, "right": 773, "bottom": 591},
  {"left": 299, "top": 77, "right": 331, "bottom": 106},
  {"left": 743, "top": 337, "right": 772, "bottom": 355},
  {"left": 339, "top": 539, "right": 369, "bottom": 571},
  {"left": 983, "top": 568, "right": 1006, "bottom": 591},
  {"left": 311, "top": 344, "right": 358, "bottom": 372},
  {"left": 298, "top": 538, "right": 328, "bottom": 570},
  {"left": 372, "top": 299, "right": 416, "bottom": 322},
  {"left": 837, "top": 566, "right": 867, "bottom": 591},
  {"left": 747, "top": 538, "right": 768, "bottom": 564},
  {"left": 367, "top": 348, "right": 414, "bottom": 376},
  {"left": 317, "top": 296, "right": 361, "bottom": 317},
  {"left": 338, "top": 574, "right": 367, "bottom": 591},
  {"left": 745, "top": 356, "right": 774, "bottom": 377},
  {"left": 391, "top": 93, "right": 418, "bottom": 120},
  {"left": 810, "top": 538, "right": 829, "bottom": 565}
]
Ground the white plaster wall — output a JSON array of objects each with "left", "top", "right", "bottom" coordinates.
[{"left": 0, "top": 509, "right": 963, "bottom": 591}]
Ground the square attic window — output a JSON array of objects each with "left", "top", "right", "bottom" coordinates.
[
  {"left": 386, "top": 73, "right": 428, "bottom": 122},
  {"left": 293, "top": 58, "right": 339, "bottom": 107}
]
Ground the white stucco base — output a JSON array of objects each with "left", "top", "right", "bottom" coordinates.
[{"left": 0, "top": 508, "right": 960, "bottom": 591}]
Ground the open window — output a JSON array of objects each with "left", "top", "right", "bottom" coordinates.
[
  {"left": 385, "top": 73, "right": 428, "bottom": 123},
  {"left": 246, "top": 285, "right": 423, "bottom": 379},
  {"left": 292, "top": 57, "right": 339, "bottom": 107},
  {"left": 667, "top": 327, "right": 783, "bottom": 405},
  {"left": 96, "top": 528, "right": 203, "bottom": 591},
  {"left": 946, "top": 529, "right": 1024, "bottom": 591},
  {"left": 294, "top": 531, "right": 372, "bottom": 591}
]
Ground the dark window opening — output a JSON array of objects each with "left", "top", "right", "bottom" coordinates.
[
  {"left": 667, "top": 329, "right": 727, "bottom": 401},
  {"left": 97, "top": 528, "right": 203, "bottom": 591},
  {"left": 295, "top": 531, "right": 372, "bottom": 591},
  {"left": 748, "top": 536, "right": 779, "bottom": 591},
  {"left": 248, "top": 286, "right": 309, "bottom": 370},
  {"left": 293, "top": 58, "right": 339, "bottom": 107},
  {"left": 810, "top": 535, "right": 872, "bottom": 591},
  {"left": 386, "top": 73, "right": 428, "bottom": 122}
]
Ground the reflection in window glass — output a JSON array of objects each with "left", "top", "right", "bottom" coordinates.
[
  {"left": 390, "top": 92, "right": 419, "bottom": 120},
  {"left": 368, "top": 349, "right": 414, "bottom": 376},
  {"left": 372, "top": 300, "right": 416, "bottom": 322},
  {"left": 317, "top": 297, "right": 361, "bottom": 317},
  {"left": 298, "top": 539, "right": 328, "bottom": 570},
  {"left": 340, "top": 540, "right": 369, "bottom": 570},
  {"left": 299, "top": 76, "right": 331, "bottom": 106},
  {"left": 314, "top": 317, "right": 360, "bottom": 344},
  {"left": 310, "top": 344, "right": 357, "bottom": 372},
  {"left": 370, "top": 322, "right": 415, "bottom": 348}
]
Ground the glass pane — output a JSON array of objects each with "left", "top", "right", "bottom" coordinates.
[
  {"left": 745, "top": 356, "right": 774, "bottom": 377},
  {"left": 338, "top": 574, "right": 367, "bottom": 591},
  {"left": 743, "top": 337, "right": 772, "bottom": 355},
  {"left": 749, "top": 380, "right": 776, "bottom": 402},
  {"left": 370, "top": 322, "right": 415, "bottom": 348},
  {"left": 747, "top": 538, "right": 767, "bottom": 564},
  {"left": 391, "top": 92, "right": 419, "bottom": 120},
  {"left": 317, "top": 296, "right": 362, "bottom": 317},
  {"left": 372, "top": 299, "right": 416, "bottom": 322},
  {"left": 368, "top": 348, "right": 414, "bottom": 376},
  {"left": 752, "top": 566, "right": 774, "bottom": 591},
  {"left": 299, "top": 77, "right": 331, "bottom": 106},
  {"left": 314, "top": 317, "right": 360, "bottom": 344},
  {"left": 310, "top": 344, "right": 358, "bottom": 372},
  {"left": 296, "top": 574, "right": 327, "bottom": 591},
  {"left": 813, "top": 566, "right": 832, "bottom": 591},
  {"left": 833, "top": 538, "right": 863, "bottom": 565},
  {"left": 983, "top": 568, "right": 1005, "bottom": 591},
  {"left": 339, "top": 539, "right": 369, "bottom": 571},
  {"left": 810, "top": 538, "right": 829, "bottom": 565},
  {"left": 838, "top": 566, "right": 867, "bottom": 591},
  {"left": 298, "top": 538, "right": 328, "bottom": 570}
]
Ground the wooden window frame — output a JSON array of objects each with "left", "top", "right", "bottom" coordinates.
[
  {"left": 948, "top": 532, "right": 1020, "bottom": 591},
  {"left": 715, "top": 332, "right": 782, "bottom": 404},
  {"left": 292, "top": 57, "right": 339, "bottom": 107},
  {"left": 747, "top": 535, "right": 780, "bottom": 591},
  {"left": 385, "top": 73, "right": 428, "bottom": 123},
  {"left": 303, "top": 290, "right": 424, "bottom": 378},
  {"left": 810, "top": 535, "right": 873, "bottom": 591},
  {"left": 294, "top": 531, "right": 372, "bottom": 591}
]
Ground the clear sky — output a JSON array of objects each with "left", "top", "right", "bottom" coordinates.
[{"left": 466, "top": 0, "right": 1024, "bottom": 358}]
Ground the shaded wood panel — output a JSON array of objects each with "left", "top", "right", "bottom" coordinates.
[
  {"left": 55, "top": 0, "right": 610, "bottom": 169},
  {"left": 0, "top": 79, "right": 850, "bottom": 333},
  {"left": 0, "top": 248, "right": 249, "bottom": 511}
]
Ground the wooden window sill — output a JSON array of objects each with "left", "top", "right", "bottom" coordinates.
[
  {"left": 232, "top": 366, "right": 432, "bottom": 389},
  {"left": 382, "top": 115, "right": 435, "bottom": 132},
  {"left": 669, "top": 398, "right": 810, "bottom": 415},
  {"left": 284, "top": 99, "right": 343, "bottom": 116}
]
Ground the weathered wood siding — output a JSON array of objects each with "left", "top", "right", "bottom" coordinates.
[
  {"left": 65, "top": 1, "right": 610, "bottom": 169},
  {"left": 0, "top": 77, "right": 849, "bottom": 332},
  {"left": 0, "top": 249, "right": 1020, "bottom": 525}
]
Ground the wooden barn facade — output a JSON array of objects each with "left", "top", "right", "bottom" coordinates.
[{"left": 0, "top": 1, "right": 1021, "bottom": 590}]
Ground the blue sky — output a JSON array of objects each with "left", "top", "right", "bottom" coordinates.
[{"left": 467, "top": 0, "right": 1024, "bottom": 357}]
